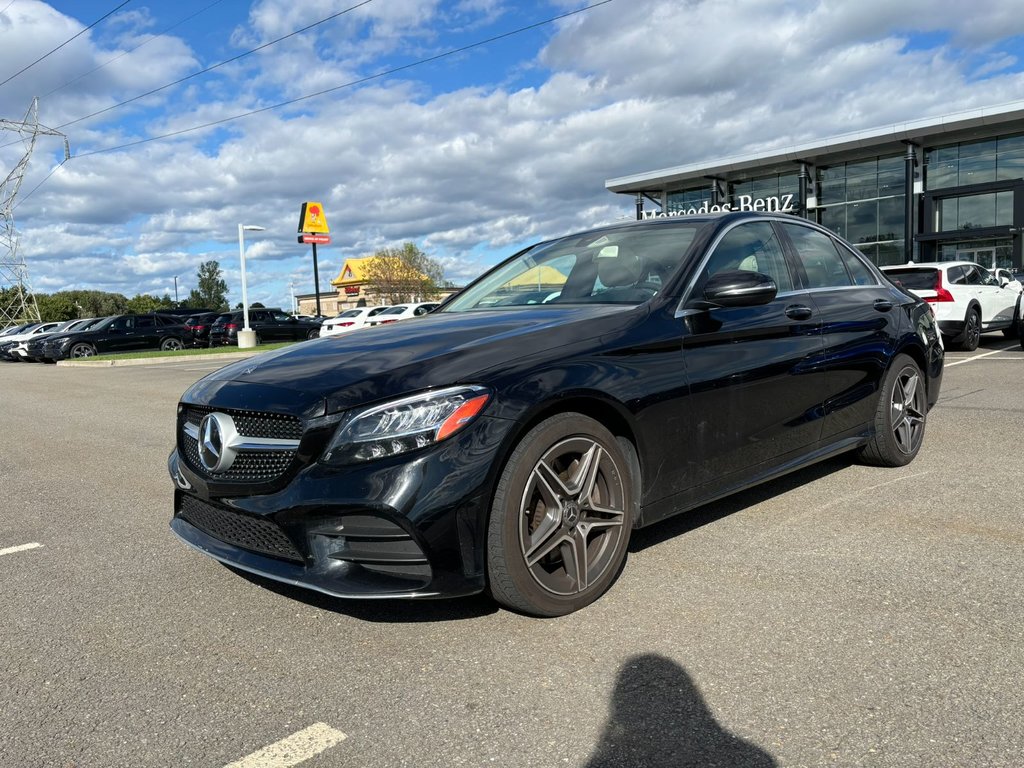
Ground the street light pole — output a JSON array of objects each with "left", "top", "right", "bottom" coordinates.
[
  {"left": 173, "top": 275, "right": 178, "bottom": 305},
  {"left": 237, "top": 224, "right": 265, "bottom": 348}
]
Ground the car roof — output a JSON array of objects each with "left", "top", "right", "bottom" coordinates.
[{"left": 882, "top": 261, "right": 983, "bottom": 269}]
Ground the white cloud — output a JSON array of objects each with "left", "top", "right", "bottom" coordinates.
[{"left": 4, "top": 0, "right": 1024, "bottom": 309}]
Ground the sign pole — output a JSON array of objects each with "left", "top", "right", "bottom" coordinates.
[{"left": 312, "top": 242, "right": 322, "bottom": 317}]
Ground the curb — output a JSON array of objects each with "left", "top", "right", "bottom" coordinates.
[{"left": 57, "top": 350, "right": 262, "bottom": 368}]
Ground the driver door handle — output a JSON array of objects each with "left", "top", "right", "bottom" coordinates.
[
  {"left": 784, "top": 304, "right": 813, "bottom": 321},
  {"left": 873, "top": 298, "right": 894, "bottom": 312}
]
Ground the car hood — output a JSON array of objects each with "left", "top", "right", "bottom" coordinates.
[{"left": 183, "top": 305, "right": 639, "bottom": 416}]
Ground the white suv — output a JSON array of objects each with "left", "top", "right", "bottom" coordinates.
[{"left": 881, "top": 261, "right": 1021, "bottom": 350}]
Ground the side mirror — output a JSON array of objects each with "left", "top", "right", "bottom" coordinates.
[
  {"left": 692, "top": 270, "right": 778, "bottom": 309},
  {"left": 999, "top": 277, "right": 1009, "bottom": 287}
]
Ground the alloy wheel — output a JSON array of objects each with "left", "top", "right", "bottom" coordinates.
[
  {"left": 890, "top": 367, "right": 926, "bottom": 455},
  {"left": 517, "top": 437, "right": 627, "bottom": 596}
]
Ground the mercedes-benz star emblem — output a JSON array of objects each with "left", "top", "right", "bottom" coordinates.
[{"left": 198, "top": 412, "right": 238, "bottom": 473}]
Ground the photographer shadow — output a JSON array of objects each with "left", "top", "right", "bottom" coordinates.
[{"left": 587, "top": 654, "right": 775, "bottom": 768}]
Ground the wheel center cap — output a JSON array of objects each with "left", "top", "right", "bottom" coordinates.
[{"left": 562, "top": 500, "right": 581, "bottom": 527}]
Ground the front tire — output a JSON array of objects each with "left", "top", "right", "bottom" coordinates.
[
  {"left": 69, "top": 342, "right": 96, "bottom": 358},
  {"left": 858, "top": 354, "right": 927, "bottom": 467},
  {"left": 959, "top": 308, "right": 981, "bottom": 351},
  {"left": 306, "top": 328, "right": 319, "bottom": 340},
  {"left": 487, "top": 413, "right": 633, "bottom": 617}
]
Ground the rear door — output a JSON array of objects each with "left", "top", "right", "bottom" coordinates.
[{"left": 779, "top": 222, "right": 902, "bottom": 441}]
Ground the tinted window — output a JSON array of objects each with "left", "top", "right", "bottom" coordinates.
[
  {"left": 883, "top": 268, "right": 937, "bottom": 290},
  {"left": 961, "top": 266, "right": 983, "bottom": 286},
  {"left": 272, "top": 311, "right": 291, "bottom": 321},
  {"left": 702, "top": 222, "right": 794, "bottom": 292},
  {"left": 339, "top": 309, "right": 362, "bottom": 318},
  {"left": 783, "top": 224, "right": 853, "bottom": 289},
  {"left": 135, "top": 316, "right": 155, "bottom": 328},
  {"left": 836, "top": 243, "right": 878, "bottom": 286}
]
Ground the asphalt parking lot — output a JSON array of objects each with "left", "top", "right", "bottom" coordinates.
[{"left": 1, "top": 338, "right": 1022, "bottom": 767}]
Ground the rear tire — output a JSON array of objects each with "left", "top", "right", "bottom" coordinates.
[
  {"left": 858, "top": 354, "right": 927, "bottom": 467},
  {"left": 487, "top": 413, "right": 633, "bottom": 617},
  {"left": 958, "top": 308, "right": 981, "bottom": 351},
  {"left": 160, "top": 337, "right": 183, "bottom": 351},
  {"left": 306, "top": 328, "right": 319, "bottom": 340}
]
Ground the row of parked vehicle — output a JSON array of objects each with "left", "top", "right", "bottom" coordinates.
[
  {"left": 0, "top": 301, "right": 444, "bottom": 362},
  {"left": 319, "top": 302, "right": 439, "bottom": 337},
  {"left": 879, "top": 263, "right": 1024, "bottom": 350}
]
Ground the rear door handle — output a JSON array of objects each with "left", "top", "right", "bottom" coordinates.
[
  {"left": 873, "top": 298, "right": 894, "bottom": 312},
  {"left": 785, "top": 304, "right": 813, "bottom": 321}
]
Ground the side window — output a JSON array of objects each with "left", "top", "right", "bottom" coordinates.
[
  {"left": 252, "top": 310, "right": 267, "bottom": 322},
  {"left": 272, "top": 311, "right": 291, "bottom": 322},
  {"left": 978, "top": 268, "right": 998, "bottom": 286},
  {"left": 946, "top": 266, "right": 967, "bottom": 285},
  {"left": 835, "top": 243, "right": 878, "bottom": 286},
  {"left": 961, "top": 266, "right": 982, "bottom": 286},
  {"left": 702, "top": 222, "right": 793, "bottom": 292},
  {"left": 783, "top": 224, "right": 853, "bottom": 289},
  {"left": 135, "top": 316, "right": 155, "bottom": 328},
  {"left": 109, "top": 316, "right": 131, "bottom": 330}
]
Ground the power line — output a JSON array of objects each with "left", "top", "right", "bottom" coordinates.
[
  {"left": 0, "top": 1, "right": 133, "bottom": 89},
  {"left": 72, "top": 0, "right": 615, "bottom": 159},
  {"left": 42, "top": 0, "right": 229, "bottom": 99},
  {"left": 56, "top": 0, "right": 375, "bottom": 131}
]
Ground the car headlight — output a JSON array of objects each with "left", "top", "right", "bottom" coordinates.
[{"left": 322, "top": 385, "right": 491, "bottom": 464}]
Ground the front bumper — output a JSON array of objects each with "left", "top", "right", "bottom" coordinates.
[{"left": 168, "top": 413, "right": 514, "bottom": 600}]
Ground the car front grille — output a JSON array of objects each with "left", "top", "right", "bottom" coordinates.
[
  {"left": 180, "top": 405, "right": 302, "bottom": 482},
  {"left": 178, "top": 495, "right": 303, "bottom": 562}
]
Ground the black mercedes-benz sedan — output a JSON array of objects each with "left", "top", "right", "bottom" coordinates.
[{"left": 169, "top": 212, "right": 943, "bottom": 616}]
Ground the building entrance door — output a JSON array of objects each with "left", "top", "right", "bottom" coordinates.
[{"left": 955, "top": 248, "right": 996, "bottom": 268}]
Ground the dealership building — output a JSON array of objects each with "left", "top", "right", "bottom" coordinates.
[{"left": 606, "top": 101, "right": 1024, "bottom": 270}]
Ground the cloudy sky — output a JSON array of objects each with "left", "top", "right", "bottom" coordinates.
[{"left": 2, "top": 0, "right": 1024, "bottom": 309}]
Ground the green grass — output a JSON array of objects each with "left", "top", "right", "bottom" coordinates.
[{"left": 89, "top": 342, "right": 296, "bottom": 361}]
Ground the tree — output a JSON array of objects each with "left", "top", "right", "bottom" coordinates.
[
  {"left": 36, "top": 293, "right": 77, "bottom": 321},
  {"left": 188, "top": 260, "right": 229, "bottom": 310},
  {"left": 361, "top": 243, "right": 444, "bottom": 304},
  {"left": 126, "top": 293, "right": 173, "bottom": 314}
]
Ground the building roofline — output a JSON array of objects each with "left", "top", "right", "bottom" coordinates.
[{"left": 605, "top": 99, "right": 1024, "bottom": 194}]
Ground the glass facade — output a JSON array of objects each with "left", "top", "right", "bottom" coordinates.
[
  {"left": 648, "top": 129, "right": 1024, "bottom": 269},
  {"left": 925, "top": 134, "right": 1024, "bottom": 188},
  {"left": 819, "top": 156, "right": 905, "bottom": 265}
]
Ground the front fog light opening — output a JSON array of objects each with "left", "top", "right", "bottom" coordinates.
[{"left": 323, "top": 386, "right": 490, "bottom": 464}]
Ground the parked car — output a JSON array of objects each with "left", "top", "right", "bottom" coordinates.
[
  {"left": 208, "top": 308, "right": 321, "bottom": 346},
  {"left": 880, "top": 261, "right": 1021, "bottom": 349},
  {"left": 45, "top": 313, "right": 189, "bottom": 360},
  {"left": 993, "top": 267, "right": 1023, "bottom": 293},
  {"left": 365, "top": 302, "right": 440, "bottom": 326},
  {"left": 0, "top": 321, "right": 64, "bottom": 361},
  {"left": 319, "top": 306, "right": 393, "bottom": 337},
  {"left": 24, "top": 318, "right": 104, "bottom": 363},
  {"left": 169, "top": 211, "right": 943, "bottom": 616},
  {"left": 6, "top": 318, "right": 98, "bottom": 362},
  {"left": 181, "top": 312, "right": 222, "bottom": 348}
]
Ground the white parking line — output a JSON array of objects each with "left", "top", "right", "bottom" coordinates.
[
  {"left": 946, "top": 348, "right": 1016, "bottom": 367},
  {"left": 0, "top": 542, "right": 43, "bottom": 557},
  {"left": 224, "top": 723, "right": 347, "bottom": 768}
]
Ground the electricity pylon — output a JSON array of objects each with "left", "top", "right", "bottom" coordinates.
[{"left": 0, "top": 97, "right": 70, "bottom": 326}]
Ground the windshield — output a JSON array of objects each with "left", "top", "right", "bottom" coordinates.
[{"left": 442, "top": 222, "right": 702, "bottom": 312}]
